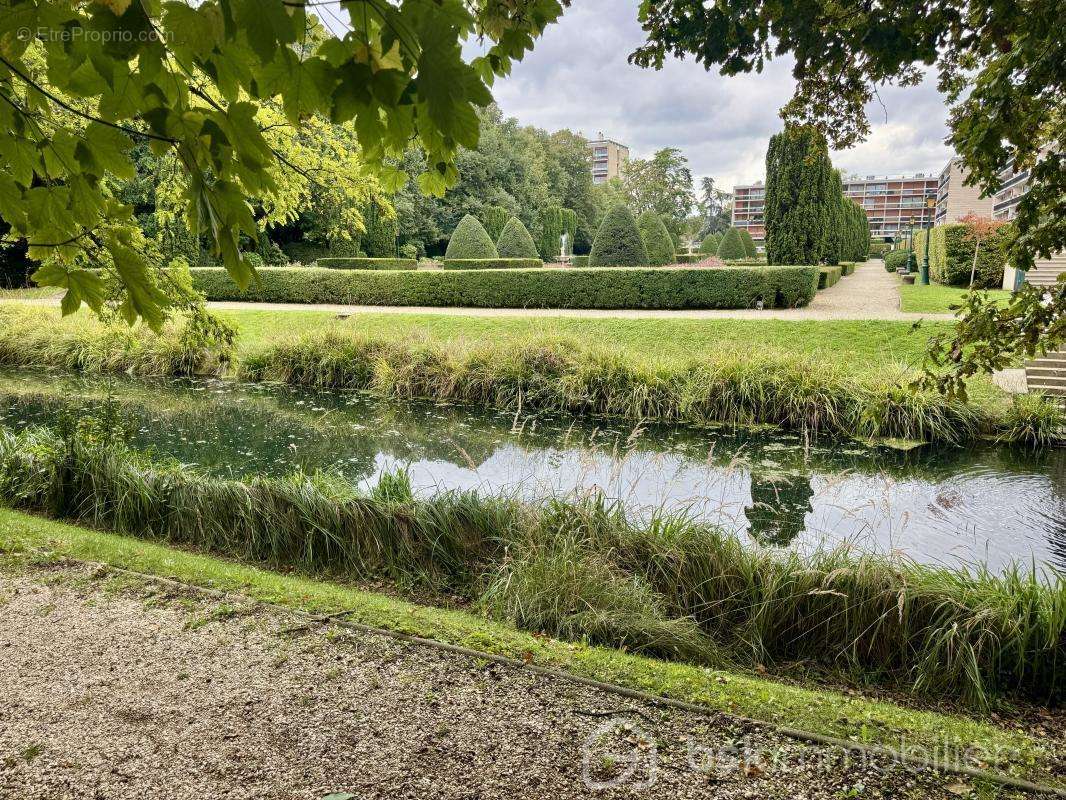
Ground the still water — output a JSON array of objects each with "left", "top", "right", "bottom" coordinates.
[{"left": 0, "top": 369, "right": 1062, "bottom": 573}]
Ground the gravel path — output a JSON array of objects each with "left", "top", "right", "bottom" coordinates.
[
  {"left": 0, "top": 261, "right": 954, "bottom": 322},
  {"left": 0, "top": 560, "right": 979, "bottom": 800}
]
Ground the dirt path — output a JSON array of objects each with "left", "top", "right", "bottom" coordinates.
[
  {"left": 0, "top": 261, "right": 953, "bottom": 322},
  {"left": 0, "top": 560, "right": 969, "bottom": 800}
]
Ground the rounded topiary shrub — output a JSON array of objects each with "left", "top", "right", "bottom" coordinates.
[
  {"left": 739, "top": 229, "right": 757, "bottom": 258},
  {"left": 445, "top": 214, "right": 499, "bottom": 260},
  {"left": 716, "top": 228, "right": 747, "bottom": 260},
  {"left": 699, "top": 233, "right": 721, "bottom": 254},
  {"left": 588, "top": 205, "right": 649, "bottom": 268},
  {"left": 636, "top": 211, "right": 675, "bottom": 266},
  {"left": 496, "top": 217, "right": 540, "bottom": 259}
]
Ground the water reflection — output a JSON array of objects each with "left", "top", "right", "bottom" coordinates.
[{"left": 0, "top": 368, "right": 1062, "bottom": 573}]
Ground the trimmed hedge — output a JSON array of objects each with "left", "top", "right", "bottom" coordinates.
[
  {"left": 840, "top": 262, "right": 856, "bottom": 276},
  {"left": 674, "top": 253, "right": 703, "bottom": 264},
  {"left": 913, "top": 222, "right": 1014, "bottom": 288},
  {"left": 570, "top": 255, "right": 589, "bottom": 267},
  {"left": 884, "top": 250, "right": 911, "bottom": 273},
  {"left": 316, "top": 257, "right": 416, "bottom": 270},
  {"left": 190, "top": 266, "right": 819, "bottom": 309},
  {"left": 721, "top": 258, "right": 767, "bottom": 267},
  {"left": 589, "top": 205, "right": 649, "bottom": 267},
  {"left": 495, "top": 217, "right": 540, "bottom": 259},
  {"left": 443, "top": 258, "right": 543, "bottom": 270},
  {"left": 699, "top": 233, "right": 721, "bottom": 254},
  {"left": 445, "top": 215, "right": 499, "bottom": 260},
  {"left": 636, "top": 211, "right": 675, "bottom": 266},
  {"left": 716, "top": 228, "right": 747, "bottom": 260},
  {"left": 869, "top": 241, "right": 891, "bottom": 258},
  {"left": 817, "top": 265, "right": 842, "bottom": 289},
  {"left": 739, "top": 228, "right": 758, "bottom": 258}
]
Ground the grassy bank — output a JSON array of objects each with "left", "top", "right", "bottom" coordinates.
[
  {"left": 2, "top": 425, "right": 1063, "bottom": 710},
  {"left": 1, "top": 508, "right": 1055, "bottom": 784}
]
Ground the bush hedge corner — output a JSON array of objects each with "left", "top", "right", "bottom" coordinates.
[{"left": 817, "top": 265, "right": 842, "bottom": 289}]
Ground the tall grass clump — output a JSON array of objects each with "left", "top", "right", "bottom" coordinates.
[
  {"left": 997, "top": 394, "right": 1066, "bottom": 448},
  {"left": 241, "top": 327, "right": 1013, "bottom": 445},
  {"left": 0, "top": 307, "right": 233, "bottom": 376},
  {"left": 0, "top": 425, "right": 1062, "bottom": 707}
]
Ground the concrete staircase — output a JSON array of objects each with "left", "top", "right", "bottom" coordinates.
[
  {"left": 1025, "top": 252, "right": 1066, "bottom": 287},
  {"left": 1025, "top": 349, "right": 1066, "bottom": 402}
]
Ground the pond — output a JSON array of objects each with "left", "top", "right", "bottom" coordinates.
[{"left": 0, "top": 368, "right": 1062, "bottom": 573}]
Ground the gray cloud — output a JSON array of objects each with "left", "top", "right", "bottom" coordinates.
[{"left": 487, "top": 0, "right": 955, "bottom": 191}]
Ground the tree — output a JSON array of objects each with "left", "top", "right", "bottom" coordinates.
[
  {"left": 620, "top": 148, "right": 695, "bottom": 240},
  {"left": 480, "top": 206, "right": 511, "bottom": 242},
  {"left": 588, "top": 205, "right": 649, "bottom": 267},
  {"left": 445, "top": 215, "right": 498, "bottom": 260},
  {"left": 0, "top": 0, "right": 564, "bottom": 325},
  {"left": 697, "top": 177, "right": 731, "bottom": 236},
  {"left": 764, "top": 126, "right": 836, "bottom": 265},
  {"left": 496, "top": 217, "right": 539, "bottom": 259},
  {"left": 360, "top": 200, "right": 398, "bottom": 258},
  {"left": 631, "top": 0, "right": 1066, "bottom": 378},
  {"left": 739, "top": 229, "right": 757, "bottom": 258},
  {"left": 636, "top": 211, "right": 675, "bottom": 266},
  {"left": 716, "top": 228, "right": 747, "bottom": 260}
]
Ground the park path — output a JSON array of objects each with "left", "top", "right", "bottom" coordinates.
[
  {"left": 0, "top": 261, "right": 954, "bottom": 322},
  {"left": 0, "top": 559, "right": 967, "bottom": 800}
]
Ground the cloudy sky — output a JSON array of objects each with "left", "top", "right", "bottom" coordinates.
[{"left": 485, "top": 0, "right": 954, "bottom": 192}]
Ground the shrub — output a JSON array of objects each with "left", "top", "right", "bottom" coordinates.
[
  {"left": 480, "top": 205, "right": 511, "bottom": 241},
  {"left": 869, "top": 241, "right": 891, "bottom": 258},
  {"left": 588, "top": 205, "right": 649, "bottom": 267},
  {"left": 445, "top": 215, "right": 499, "bottom": 260},
  {"left": 495, "top": 217, "right": 540, "bottom": 259},
  {"left": 716, "top": 228, "right": 747, "bottom": 260},
  {"left": 190, "top": 266, "right": 818, "bottom": 309},
  {"left": 914, "top": 221, "right": 1014, "bottom": 288},
  {"left": 699, "top": 233, "right": 722, "bottom": 254},
  {"left": 636, "top": 211, "right": 675, "bottom": 266},
  {"left": 674, "top": 253, "right": 703, "bottom": 264},
  {"left": 764, "top": 125, "right": 838, "bottom": 265},
  {"left": 884, "top": 250, "right": 911, "bottom": 273},
  {"left": 570, "top": 255, "right": 589, "bottom": 267},
  {"left": 442, "top": 258, "right": 543, "bottom": 270},
  {"left": 817, "top": 265, "right": 842, "bottom": 289},
  {"left": 839, "top": 262, "right": 856, "bottom": 276},
  {"left": 739, "top": 229, "right": 758, "bottom": 258},
  {"left": 316, "top": 257, "right": 416, "bottom": 270},
  {"left": 361, "top": 202, "right": 398, "bottom": 257}
]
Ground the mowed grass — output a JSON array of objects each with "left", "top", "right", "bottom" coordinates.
[
  {"left": 0, "top": 505, "right": 1057, "bottom": 786},
  {"left": 899, "top": 283, "right": 1012, "bottom": 314}
]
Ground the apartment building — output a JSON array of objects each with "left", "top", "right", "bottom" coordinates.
[
  {"left": 935, "top": 157, "right": 993, "bottom": 224},
  {"left": 731, "top": 173, "right": 938, "bottom": 242},
  {"left": 588, "top": 134, "right": 629, "bottom": 185},
  {"left": 992, "top": 158, "right": 1031, "bottom": 222}
]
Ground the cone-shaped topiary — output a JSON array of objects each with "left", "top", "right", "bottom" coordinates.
[
  {"left": 496, "top": 217, "right": 540, "bottom": 258},
  {"left": 445, "top": 214, "right": 499, "bottom": 260},
  {"left": 637, "top": 211, "right": 675, "bottom": 266},
  {"left": 699, "top": 233, "right": 721, "bottom": 254},
  {"left": 739, "top": 229, "right": 757, "bottom": 258},
  {"left": 716, "top": 228, "right": 747, "bottom": 260},
  {"left": 588, "top": 205, "right": 649, "bottom": 267}
]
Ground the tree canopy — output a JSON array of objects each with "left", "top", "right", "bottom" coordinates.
[{"left": 0, "top": 0, "right": 564, "bottom": 324}]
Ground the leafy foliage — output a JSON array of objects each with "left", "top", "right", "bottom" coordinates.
[
  {"left": 716, "top": 228, "right": 747, "bottom": 260},
  {"left": 913, "top": 220, "right": 1014, "bottom": 288},
  {"left": 479, "top": 205, "right": 511, "bottom": 242},
  {"left": 444, "top": 215, "right": 498, "bottom": 260},
  {"left": 360, "top": 201, "right": 399, "bottom": 258},
  {"left": 496, "top": 217, "right": 540, "bottom": 259},
  {"left": 588, "top": 205, "right": 649, "bottom": 268},
  {"left": 620, "top": 147, "right": 695, "bottom": 240},
  {"left": 0, "top": 0, "right": 565, "bottom": 324},
  {"left": 636, "top": 211, "right": 675, "bottom": 266}
]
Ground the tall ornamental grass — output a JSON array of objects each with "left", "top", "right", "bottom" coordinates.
[
  {"left": 1, "top": 426, "right": 1061, "bottom": 707},
  {"left": 237, "top": 327, "right": 1061, "bottom": 445}
]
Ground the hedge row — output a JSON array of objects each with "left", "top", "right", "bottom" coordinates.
[
  {"left": 443, "top": 258, "right": 542, "bottom": 270},
  {"left": 840, "top": 262, "right": 856, "bottom": 276},
  {"left": 818, "top": 265, "right": 842, "bottom": 289},
  {"left": 316, "top": 257, "right": 416, "bottom": 270},
  {"left": 570, "top": 255, "right": 589, "bottom": 267},
  {"left": 190, "top": 266, "right": 819, "bottom": 309},
  {"left": 674, "top": 253, "right": 703, "bottom": 264},
  {"left": 721, "top": 258, "right": 768, "bottom": 267},
  {"left": 913, "top": 222, "right": 1014, "bottom": 288}
]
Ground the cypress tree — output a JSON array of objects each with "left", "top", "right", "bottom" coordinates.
[
  {"left": 480, "top": 206, "right": 511, "bottom": 242},
  {"left": 538, "top": 206, "right": 574, "bottom": 259},
  {"left": 496, "top": 217, "right": 540, "bottom": 258},
  {"left": 361, "top": 200, "right": 398, "bottom": 257},
  {"left": 589, "top": 205, "right": 649, "bottom": 267},
  {"left": 764, "top": 125, "right": 838, "bottom": 265},
  {"left": 716, "top": 227, "right": 747, "bottom": 259},
  {"left": 636, "top": 211, "right": 675, "bottom": 266}
]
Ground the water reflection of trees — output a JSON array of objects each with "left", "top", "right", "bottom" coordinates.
[{"left": 745, "top": 473, "right": 815, "bottom": 547}]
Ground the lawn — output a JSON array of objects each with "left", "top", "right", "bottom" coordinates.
[
  {"left": 0, "top": 506, "right": 1056, "bottom": 787},
  {"left": 898, "top": 282, "right": 1012, "bottom": 314}
]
